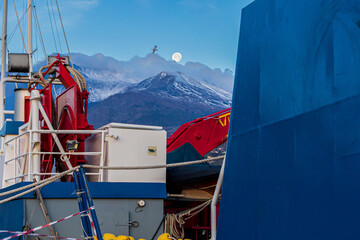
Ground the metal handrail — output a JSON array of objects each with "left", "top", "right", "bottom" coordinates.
[
  {"left": 3, "top": 128, "right": 106, "bottom": 184},
  {"left": 4, "top": 151, "right": 103, "bottom": 164},
  {"left": 5, "top": 129, "right": 105, "bottom": 145},
  {"left": 5, "top": 131, "right": 28, "bottom": 145},
  {"left": 30, "top": 129, "right": 105, "bottom": 134},
  {"left": 4, "top": 152, "right": 29, "bottom": 163},
  {"left": 4, "top": 172, "right": 101, "bottom": 182}
]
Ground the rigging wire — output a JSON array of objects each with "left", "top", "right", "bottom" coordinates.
[
  {"left": 32, "top": 0, "right": 40, "bottom": 71},
  {"left": 7, "top": 4, "right": 28, "bottom": 45},
  {"left": 55, "top": 0, "right": 74, "bottom": 68},
  {"left": 12, "top": 0, "right": 27, "bottom": 53},
  {"left": 49, "top": 0, "right": 62, "bottom": 53},
  {"left": 45, "top": 0, "right": 58, "bottom": 53},
  {"left": 23, "top": 0, "right": 26, "bottom": 42},
  {"left": 33, "top": 20, "right": 40, "bottom": 71},
  {"left": 0, "top": 0, "right": 2, "bottom": 56},
  {"left": 33, "top": 3, "right": 47, "bottom": 58}
]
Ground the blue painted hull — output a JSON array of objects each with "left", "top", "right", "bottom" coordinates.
[
  {"left": 218, "top": 0, "right": 360, "bottom": 239},
  {"left": 0, "top": 182, "right": 166, "bottom": 239}
]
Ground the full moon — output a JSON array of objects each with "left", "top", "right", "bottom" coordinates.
[{"left": 172, "top": 52, "right": 182, "bottom": 62}]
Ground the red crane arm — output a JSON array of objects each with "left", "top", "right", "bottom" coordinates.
[{"left": 167, "top": 108, "right": 231, "bottom": 156}]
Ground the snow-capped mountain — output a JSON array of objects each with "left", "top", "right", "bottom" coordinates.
[
  {"left": 70, "top": 53, "right": 234, "bottom": 102},
  {"left": 126, "top": 72, "right": 231, "bottom": 107},
  {"left": 29, "top": 52, "right": 234, "bottom": 133},
  {"left": 76, "top": 66, "right": 130, "bottom": 102},
  {"left": 88, "top": 71, "right": 232, "bottom": 133}
]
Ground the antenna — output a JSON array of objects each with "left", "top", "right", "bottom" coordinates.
[{"left": 27, "top": 0, "right": 32, "bottom": 77}]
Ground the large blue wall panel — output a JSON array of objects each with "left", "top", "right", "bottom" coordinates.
[{"left": 218, "top": 0, "right": 360, "bottom": 239}]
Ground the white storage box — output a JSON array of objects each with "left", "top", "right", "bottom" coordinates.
[{"left": 85, "top": 123, "right": 166, "bottom": 183}]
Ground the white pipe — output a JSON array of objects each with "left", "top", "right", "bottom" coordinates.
[
  {"left": 99, "top": 131, "right": 105, "bottom": 182},
  {"left": 0, "top": 78, "right": 63, "bottom": 127},
  {"left": 0, "top": 0, "right": 8, "bottom": 126},
  {"left": 30, "top": 90, "right": 40, "bottom": 181},
  {"left": 210, "top": 155, "right": 226, "bottom": 240},
  {"left": 27, "top": 0, "right": 32, "bottom": 77},
  {"left": 14, "top": 89, "right": 30, "bottom": 121},
  {"left": 3, "top": 110, "right": 14, "bottom": 115}
]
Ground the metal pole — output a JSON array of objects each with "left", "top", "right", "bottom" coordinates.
[
  {"left": 99, "top": 132, "right": 105, "bottom": 182},
  {"left": 27, "top": 0, "right": 32, "bottom": 77},
  {"left": 73, "top": 169, "right": 93, "bottom": 237},
  {"left": 210, "top": 155, "right": 226, "bottom": 240},
  {"left": 30, "top": 90, "right": 40, "bottom": 181},
  {"left": 79, "top": 167, "right": 103, "bottom": 240},
  {"left": 0, "top": 0, "right": 8, "bottom": 126},
  {"left": 28, "top": 131, "right": 32, "bottom": 181}
]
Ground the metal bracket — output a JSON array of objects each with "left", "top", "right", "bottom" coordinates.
[
  {"left": 105, "top": 134, "right": 119, "bottom": 141},
  {"left": 116, "top": 221, "right": 139, "bottom": 228}
]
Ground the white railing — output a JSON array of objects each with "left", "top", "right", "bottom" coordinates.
[
  {"left": 0, "top": 77, "right": 63, "bottom": 127},
  {"left": 3, "top": 128, "right": 106, "bottom": 184},
  {"left": 1, "top": 89, "right": 107, "bottom": 186}
]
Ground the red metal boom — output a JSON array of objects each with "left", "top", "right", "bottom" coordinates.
[{"left": 167, "top": 108, "right": 231, "bottom": 156}]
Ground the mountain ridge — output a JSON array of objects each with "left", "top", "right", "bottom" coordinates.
[
  {"left": 87, "top": 71, "right": 231, "bottom": 133},
  {"left": 70, "top": 53, "right": 234, "bottom": 102}
]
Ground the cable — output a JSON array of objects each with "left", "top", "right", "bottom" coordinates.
[
  {"left": 55, "top": 0, "right": 74, "bottom": 68},
  {"left": 0, "top": 166, "right": 76, "bottom": 197},
  {"left": 45, "top": 0, "right": 58, "bottom": 52},
  {"left": 83, "top": 155, "right": 224, "bottom": 170},
  {"left": 151, "top": 215, "right": 166, "bottom": 240},
  {"left": 0, "top": 173, "right": 69, "bottom": 204},
  {"left": 7, "top": 4, "right": 28, "bottom": 45},
  {"left": 32, "top": 63, "right": 86, "bottom": 92},
  {"left": 12, "top": 0, "right": 27, "bottom": 52},
  {"left": 0, "top": 155, "right": 224, "bottom": 203},
  {"left": 50, "top": 0, "right": 62, "bottom": 53},
  {"left": 33, "top": 4, "right": 47, "bottom": 58},
  {"left": 166, "top": 200, "right": 212, "bottom": 239}
]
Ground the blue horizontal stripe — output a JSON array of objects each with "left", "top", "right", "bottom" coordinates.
[{"left": 0, "top": 182, "right": 166, "bottom": 200}]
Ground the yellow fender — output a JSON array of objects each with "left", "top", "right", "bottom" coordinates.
[
  {"left": 103, "top": 234, "right": 116, "bottom": 240},
  {"left": 157, "top": 233, "right": 171, "bottom": 240},
  {"left": 116, "top": 236, "right": 130, "bottom": 240}
]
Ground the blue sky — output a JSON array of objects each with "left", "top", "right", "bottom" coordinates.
[{"left": 3, "top": 0, "right": 254, "bottom": 72}]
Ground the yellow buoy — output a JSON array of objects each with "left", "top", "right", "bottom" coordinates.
[
  {"left": 116, "top": 236, "right": 130, "bottom": 240},
  {"left": 103, "top": 234, "right": 116, "bottom": 240},
  {"left": 128, "top": 237, "right": 135, "bottom": 240},
  {"left": 157, "top": 233, "right": 171, "bottom": 240}
]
